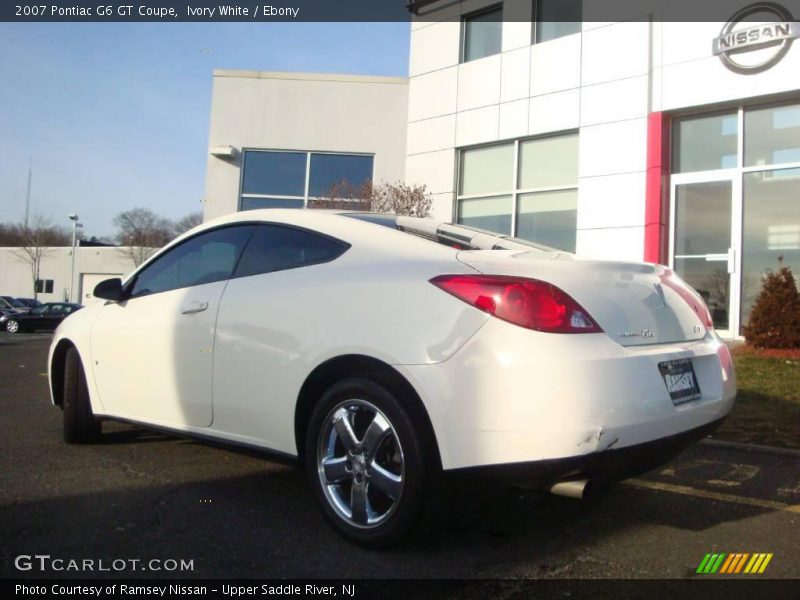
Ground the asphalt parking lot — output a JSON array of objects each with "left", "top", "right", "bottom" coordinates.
[{"left": 1, "top": 334, "right": 798, "bottom": 579}]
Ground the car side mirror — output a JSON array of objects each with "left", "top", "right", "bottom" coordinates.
[{"left": 94, "top": 278, "right": 126, "bottom": 302}]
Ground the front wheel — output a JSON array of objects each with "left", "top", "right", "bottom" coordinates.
[
  {"left": 305, "top": 378, "right": 430, "bottom": 548},
  {"left": 62, "top": 347, "right": 101, "bottom": 443},
  {"left": 5, "top": 319, "right": 20, "bottom": 333}
]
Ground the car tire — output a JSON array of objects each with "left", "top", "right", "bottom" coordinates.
[
  {"left": 5, "top": 319, "right": 20, "bottom": 333},
  {"left": 305, "top": 378, "right": 431, "bottom": 548},
  {"left": 63, "top": 347, "right": 101, "bottom": 444}
]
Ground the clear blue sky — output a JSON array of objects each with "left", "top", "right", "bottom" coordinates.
[{"left": 0, "top": 22, "right": 410, "bottom": 239}]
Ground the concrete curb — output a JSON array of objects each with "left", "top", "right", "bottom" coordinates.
[{"left": 701, "top": 437, "right": 800, "bottom": 458}]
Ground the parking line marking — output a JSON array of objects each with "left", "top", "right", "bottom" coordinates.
[{"left": 624, "top": 478, "right": 800, "bottom": 514}]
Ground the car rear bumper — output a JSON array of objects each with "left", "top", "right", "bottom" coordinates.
[
  {"left": 445, "top": 416, "right": 726, "bottom": 486},
  {"left": 398, "top": 319, "right": 736, "bottom": 471}
]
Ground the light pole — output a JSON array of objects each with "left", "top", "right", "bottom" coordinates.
[{"left": 68, "top": 214, "right": 81, "bottom": 303}]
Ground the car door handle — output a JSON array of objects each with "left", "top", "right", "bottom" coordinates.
[{"left": 181, "top": 301, "right": 209, "bottom": 315}]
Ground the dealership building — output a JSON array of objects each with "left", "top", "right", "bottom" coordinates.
[{"left": 210, "top": 4, "right": 793, "bottom": 340}]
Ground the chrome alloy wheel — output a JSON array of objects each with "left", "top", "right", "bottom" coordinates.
[
  {"left": 316, "top": 399, "right": 404, "bottom": 528},
  {"left": 6, "top": 320, "right": 19, "bottom": 333}
]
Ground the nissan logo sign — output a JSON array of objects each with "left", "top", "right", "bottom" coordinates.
[{"left": 712, "top": 2, "right": 799, "bottom": 73}]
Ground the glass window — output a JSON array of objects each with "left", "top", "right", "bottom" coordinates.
[
  {"left": 458, "top": 196, "right": 513, "bottom": 235},
  {"left": 234, "top": 225, "right": 349, "bottom": 278},
  {"left": 35, "top": 280, "right": 54, "bottom": 294},
  {"left": 674, "top": 257, "right": 730, "bottom": 330},
  {"left": 309, "top": 154, "right": 373, "bottom": 197},
  {"left": 745, "top": 103, "right": 800, "bottom": 167},
  {"left": 463, "top": 6, "right": 502, "bottom": 63},
  {"left": 518, "top": 134, "right": 579, "bottom": 189},
  {"left": 674, "top": 181, "right": 732, "bottom": 256},
  {"left": 517, "top": 189, "right": 577, "bottom": 251},
  {"left": 535, "top": 0, "right": 582, "bottom": 43},
  {"left": 241, "top": 198, "right": 305, "bottom": 211},
  {"left": 31, "top": 305, "right": 48, "bottom": 315},
  {"left": 459, "top": 143, "right": 514, "bottom": 196},
  {"left": 457, "top": 133, "right": 579, "bottom": 250},
  {"left": 741, "top": 168, "right": 800, "bottom": 327},
  {"left": 49, "top": 304, "right": 65, "bottom": 314},
  {"left": 129, "top": 226, "right": 254, "bottom": 298},
  {"left": 240, "top": 150, "right": 374, "bottom": 210},
  {"left": 241, "top": 151, "right": 306, "bottom": 197},
  {"left": 673, "top": 113, "right": 738, "bottom": 173}
]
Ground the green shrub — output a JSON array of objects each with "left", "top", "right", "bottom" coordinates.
[{"left": 743, "top": 265, "right": 800, "bottom": 349}]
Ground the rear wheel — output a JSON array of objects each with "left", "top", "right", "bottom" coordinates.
[
  {"left": 63, "top": 347, "right": 101, "bottom": 443},
  {"left": 305, "top": 378, "right": 430, "bottom": 548}
]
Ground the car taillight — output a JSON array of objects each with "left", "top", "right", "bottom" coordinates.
[{"left": 430, "top": 274, "right": 602, "bottom": 334}]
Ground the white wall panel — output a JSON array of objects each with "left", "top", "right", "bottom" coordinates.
[
  {"left": 500, "top": 46, "right": 531, "bottom": 103},
  {"left": 499, "top": 99, "right": 529, "bottom": 140},
  {"left": 408, "top": 66, "right": 458, "bottom": 122},
  {"left": 405, "top": 149, "right": 456, "bottom": 194},
  {"left": 579, "top": 118, "right": 647, "bottom": 178},
  {"left": 429, "top": 191, "right": 456, "bottom": 222},
  {"left": 580, "top": 75, "right": 649, "bottom": 126},
  {"left": 407, "top": 114, "right": 457, "bottom": 155},
  {"left": 577, "top": 172, "right": 647, "bottom": 230},
  {"left": 457, "top": 54, "right": 502, "bottom": 112},
  {"left": 409, "top": 20, "right": 461, "bottom": 77},
  {"left": 530, "top": 34, "right": 581, "bottom": 96},
  {"left": 455, "top": 105, "right": 500, "bottom": 147},
  {"left": 576, "top": 226, "right": 644, "bottom": 261},
  {"left": 581, "top": 20, "right": 650, "bottom": 86},
  {"left": 528, "top": 89, "right": 580, "bottom": 136}
]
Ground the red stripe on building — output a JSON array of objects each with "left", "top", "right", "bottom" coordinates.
[{"left": 644, "top": 112, "right": 671, "bottom": 264}]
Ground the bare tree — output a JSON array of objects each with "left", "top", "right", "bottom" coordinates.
[
  {"left": 113, "top": 208, "right": 173, "bottom": 267},
  {"left": 309, "top": 180, "right": 432, "bottom": 217},
  {"left": 0, "top": 223, "right": 25, "bottom": 246},
  {"left": 371, "top": 182, "right": 432, "bottom": 217},
  {"left": 173, "top": 212, "right": 203, "bottom": 236},
  {"left": 8, "top": 215, "right": 70, "bottom": 299}
]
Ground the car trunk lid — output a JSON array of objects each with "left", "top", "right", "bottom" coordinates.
[{"left": 456, "top": 250, "right": 708, "bottom": 346}]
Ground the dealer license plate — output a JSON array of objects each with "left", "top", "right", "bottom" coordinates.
[{"left": 658, "top": 358, "right": 702, "bottom": 406}]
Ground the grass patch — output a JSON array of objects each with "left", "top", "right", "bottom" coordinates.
[{"left": 711, "top": 348, "right": 800, "bottom": 449}]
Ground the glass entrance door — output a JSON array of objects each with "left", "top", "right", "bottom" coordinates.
[
  {"left": 672, "top": 179, "right": 736, "bottom": 334},
  {"left": 671, "top": 102, "right": 800, "bottom": 339}
]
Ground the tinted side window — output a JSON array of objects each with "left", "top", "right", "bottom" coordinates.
[
  {"left": 234, "top": 225, "right": 348, "bottom": 278},
  {"left": 129, "top": 226, "right": 254, "bottom": 298}
]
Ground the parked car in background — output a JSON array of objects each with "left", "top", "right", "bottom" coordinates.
[
  {"left": 16, "top": 298, "right": 42, "bottom": 309},
  {"left": 0, "top": 297, "right": 18, "bottom": 311},
  {"left": 46, "top": 210, "right": 735, "bottom": 547},
  {"left": 1, "top": 296, "right": 33, "bottom": 313},
  {"left": 3, "top": 303, "right": 82, "bottom": 333}
]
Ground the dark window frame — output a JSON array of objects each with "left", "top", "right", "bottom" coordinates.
[
  {"left": 532, "top": 0, "right": 583, "bottom": 45},
  {"left": 460, "top": 3, "right": 504, "bottom": 64},
  {"left": 35, "top": 279, "right": 54, "bottom": 294},
  {"left": 238, "top": 149, "right": 375, "bottom": 212}
]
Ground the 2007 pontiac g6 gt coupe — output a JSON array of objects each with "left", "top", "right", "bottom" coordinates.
[{"left": 48, "top": 209, "right": 736, "bottom": 546}]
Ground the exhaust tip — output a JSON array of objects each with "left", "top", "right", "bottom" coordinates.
[{"left": 549, "top": 479, "right": 591, "bottom": 500}]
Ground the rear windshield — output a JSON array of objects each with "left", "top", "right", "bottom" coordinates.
[{"left": 341, "top": 213, "right": 554, "bottom": 252}]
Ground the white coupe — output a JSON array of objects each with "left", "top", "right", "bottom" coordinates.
[{"left": 48, "top": 210, "right": 736, "bottom": 546}]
